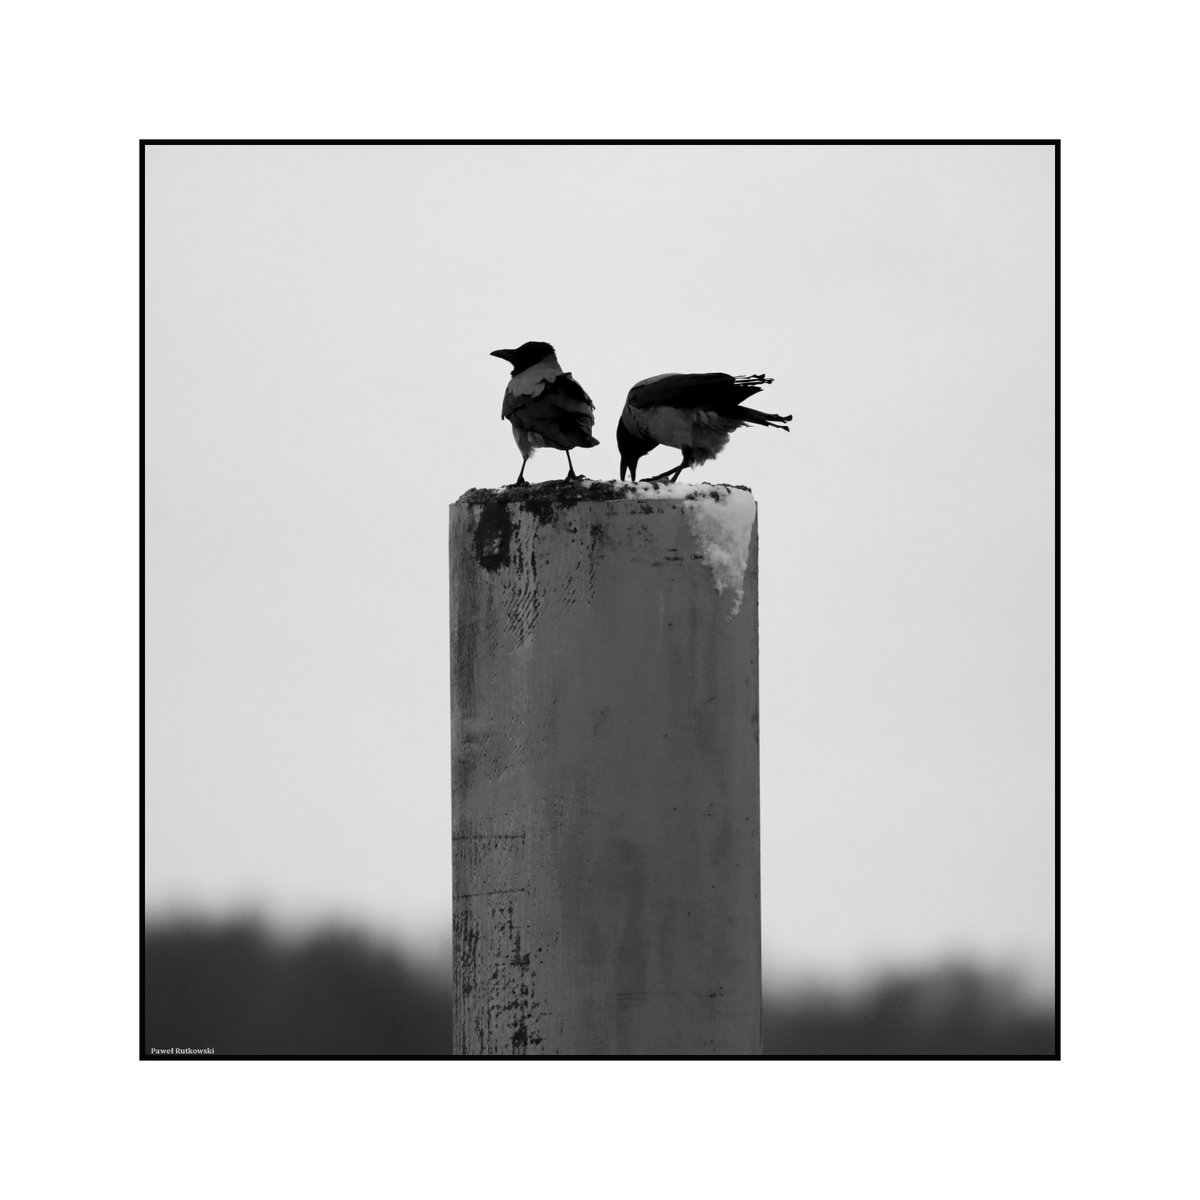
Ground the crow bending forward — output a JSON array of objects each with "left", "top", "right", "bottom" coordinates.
[{"left": 617, "top": 372, "right": 790, "bottom": 483}]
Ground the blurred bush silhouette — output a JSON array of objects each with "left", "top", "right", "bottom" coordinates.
[
  {"left": 763, "top": 962, "right": 1055, "bottom": 1056},
  {"left": 144, "top": 918, "right": 1054, "bottom": 1056},
  {"left": 144, "top": 918, "right": 450, "bottom": 1055}
]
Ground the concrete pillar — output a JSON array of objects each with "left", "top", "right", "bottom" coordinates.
[{"left": 449, "top": 480, "right": 761, "bottom": 1055}]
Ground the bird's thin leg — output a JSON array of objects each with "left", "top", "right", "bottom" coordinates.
[
  {"left": 510, "top": 456, "right": 529, "bottom": 487},
  {"left": 564, "top": 450, "right": 579, "bottom": 481},
  {"left": 648, "top": 456, "right": 689, "bottom": 483},
  {"left": 667, "top": 449, "right": 693, "bottom": 483}
]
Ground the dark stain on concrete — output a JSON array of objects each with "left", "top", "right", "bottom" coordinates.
[
  {"left": 458, "top": 479, "right": 632, "bottom": 512},
  {"left": 473, "top": 501, "right": 515, "bottom": 572},
  {"left": 498, "top": 922, "right": 542, "bottom": 1055},
  {"left": 451, "top": 908, "right": 481, "bottom": 1055},
  {"left": 516, "top": 489, "right": 570, "bottom": 525}
]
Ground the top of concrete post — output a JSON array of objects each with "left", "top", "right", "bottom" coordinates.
[
  {"left": 452, "top": 479, "right": 758, "bottom": 616},
  {"left": 453, "top": 478, "right": 753, "bottom": 508}
]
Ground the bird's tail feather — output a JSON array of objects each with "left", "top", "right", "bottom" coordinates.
[
  {"left": 737, "top": 405, "right": 791, "bottom": 430},
  {"left": 732, "top": 373, "right": 775, "bottom": 402}
]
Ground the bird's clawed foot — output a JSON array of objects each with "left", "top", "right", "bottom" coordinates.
[
  {"left": 647, "top": 464, "right": 687, "bottom": 484},
  {"left": 562, "top": 451, "right": 588, "bottom": 483}
]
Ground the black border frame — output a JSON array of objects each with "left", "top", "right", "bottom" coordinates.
[{"left": 140, "top": 138, "right": 1060, "bottom": 1062}]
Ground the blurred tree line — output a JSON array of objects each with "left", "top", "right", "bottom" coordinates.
[{"left": 144, "top": 919, "right": 1054, "bottom": 1056}]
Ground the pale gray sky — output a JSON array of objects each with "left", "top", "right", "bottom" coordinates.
[{"left": 145, "top": 143, "right": 1054, "bottom": 989}]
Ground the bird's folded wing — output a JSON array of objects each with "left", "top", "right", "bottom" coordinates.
[
  {"left": 548, "top": 373, "right": 596, "bottom": 415},
  {"left": 505, "top": 373, "right": 597, "bottom": 447},
  {"left": 501, "top": 375, "right": 545, "bottom": 420},
  {"left": 626, "top": 373, "right": 740, "bottom": 410}
]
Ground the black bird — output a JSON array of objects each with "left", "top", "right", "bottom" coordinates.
[
  {"left": 490, "top": 341, "right": 600, "bottom": 485},
  {"left": 616, "top": 372, "right": 791, "bottom": 482}
]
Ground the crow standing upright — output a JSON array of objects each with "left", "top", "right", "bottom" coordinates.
[
  {"left": 616, "top": 372, "right": 791, "bottom": 482},
  {"left": 490, "top": 341, "right": 600, "bottom": 485}
]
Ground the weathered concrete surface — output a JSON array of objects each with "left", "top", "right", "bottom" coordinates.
[{"left": 450, "top": 479, "right": 761, "bottom": 1055}]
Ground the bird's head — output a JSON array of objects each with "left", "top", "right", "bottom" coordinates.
[
  {"left": 616, "top": 418, "right": 651, "bottom": 483},
  {"left": 490, "top": 341, "right": 556, "bottom": 374}
]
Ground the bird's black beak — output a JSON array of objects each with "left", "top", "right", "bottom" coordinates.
[{"left": 490, "top": 348, "right": 516, "bottom": 363}]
